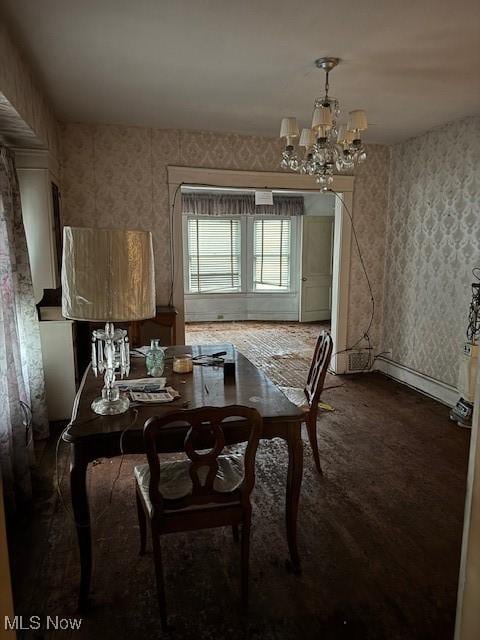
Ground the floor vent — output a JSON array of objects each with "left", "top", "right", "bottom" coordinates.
[{"left": 348, "top": 350, "right": 370, "bottom": 372}]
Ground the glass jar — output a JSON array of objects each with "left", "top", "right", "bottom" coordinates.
[
  {"left": 145, "top": 339, "right": 165, "bottom": 377},
  {"left": 173, "top": 355, "right": 193, "bottom": 373}
]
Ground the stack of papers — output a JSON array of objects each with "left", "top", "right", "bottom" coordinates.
[
  {"left": 131, "top": 389, "right": 175, "bottom": 403},
  {"left": 117, "top": 377, "right": 166, "bottom": 392},
  {"left": 117, "top": 377, "right": 180, "bottom": 404}
]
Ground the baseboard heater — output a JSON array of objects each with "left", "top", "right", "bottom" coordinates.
[{"left": 374, "top": 356, "right": 458, "bottom": 407}]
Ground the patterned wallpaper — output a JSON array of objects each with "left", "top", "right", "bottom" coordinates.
[
  {"left": 383, "top": 116, "right": 480, "bottom": 386},
  {"left": 60, "top": 123, "right": 390, "bottom": 352},
  {"left": 348, "top": 145, "right": 390, "bottom": 352},
  {"left": 0, "top": 23, "right": 60, "bottom": 159}
]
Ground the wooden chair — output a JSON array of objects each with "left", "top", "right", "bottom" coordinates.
[
  {"left": 135, "top": 405, "right": 262, "bottom": 630},
  {"left": 281, "top": 330, "right": 333, "bottom": 474}
]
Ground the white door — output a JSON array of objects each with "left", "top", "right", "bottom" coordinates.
[{"left": 299, "top": 216, "right": 334, "bottom": 322}]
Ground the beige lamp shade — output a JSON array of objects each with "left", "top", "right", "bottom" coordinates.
[
  {"left": 337, "top": 125, "right": 355, "bottom": 144},
  {"left": 299, "top": 128, "right": 317, "bottom": 148},
  {"left": 312, "top": 106, "right": 333, "bottom": 131},
  {"left": 62, "top": 226, "right": 156, "bottom": 322},
  {"left": 280, "top": 117, "right": 299, "bottom": 139},
  {"left": 347, "top": 109, "right": 368, "bottom": 131}
]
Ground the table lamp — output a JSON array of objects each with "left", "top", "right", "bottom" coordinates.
[{"left": 62, "top": 226, "right": 156, "bottom": 415}]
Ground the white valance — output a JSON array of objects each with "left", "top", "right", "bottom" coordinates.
[{"left": 182, "top": 192, "right": 304, "bottom": 216}]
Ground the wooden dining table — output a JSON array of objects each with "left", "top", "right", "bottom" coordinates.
[{"left": 64, "top": 344, "right": 305, "bottom": 610}]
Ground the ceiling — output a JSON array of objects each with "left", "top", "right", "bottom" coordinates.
[{"left": 1, "top": 0, "right": 479, "bottom": 144}]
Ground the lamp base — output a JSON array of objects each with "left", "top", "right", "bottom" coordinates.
[{"left": 91, "top": 395, "right": 130, "bottom": 415}]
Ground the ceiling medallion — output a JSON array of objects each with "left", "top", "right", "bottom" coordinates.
[{"left": 279, "top": 57, "right": 368, "bottom": 189}]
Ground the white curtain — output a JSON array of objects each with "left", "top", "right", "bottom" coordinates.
[
  {"left": 182, "top": 192, "right": 304, "bottom": 216},
  {"left": 0, "top": 147, "right": 49, "bottom": 512}
]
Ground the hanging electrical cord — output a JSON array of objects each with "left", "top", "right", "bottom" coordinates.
[
  {"left": 328, "top": 189, "right": 375, "bottom": 369},
  {"left": 55, "top": 411, "right": 139, "bottom": 528},
  {"left": 55, "top": 363, "right": 139, "bottom": 528},
  {"left": 168, "top": 181, "right": 184, "bottom": 306}
]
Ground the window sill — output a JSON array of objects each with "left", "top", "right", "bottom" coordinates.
[{"left": 185, "top": 291, "right": 297, "bottom": 298}]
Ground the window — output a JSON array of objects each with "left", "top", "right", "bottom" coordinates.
[
  {"left": 184, "top": 215, "right": 294, "bottom": 295},
  {"left": 253, "top": 219, "right": 291, "bottom": 291},
  {"left": 186, "top": 218, "right": 241, "bottom": 293}
]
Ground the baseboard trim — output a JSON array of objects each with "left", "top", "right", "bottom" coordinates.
[
  {"left": 375, "top": 357, "right": 458, "bottom": 407},
  {"left": 185, "top": 312, "right": 299, "bottom": 322}
]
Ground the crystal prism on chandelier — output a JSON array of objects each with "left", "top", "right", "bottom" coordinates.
[{"left": 279, "top": 57, "right": 368, "bottom": 190}]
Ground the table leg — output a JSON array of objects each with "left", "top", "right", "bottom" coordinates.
[
  {"left": 70, "top": 444, "right": 92, "bottom": 611},
  {"left": 286, "top": 423, "right": 303, "bottom": 573}
]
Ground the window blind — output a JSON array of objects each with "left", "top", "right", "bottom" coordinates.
[
  {"left": 253, "top": 219, "right": 291, "bottom": 291},
  {"left": 187, "top": 218, "right": 241, "bottom": 293}
]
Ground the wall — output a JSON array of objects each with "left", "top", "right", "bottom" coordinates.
[
  {"left": 383, "top": 116, "right": 480, "bottom": 387},
  {"left": 60, "top": 123, "right": 390, "bottom": 350},
  {"left": 303, "top": 192, "right": 336, "bottom": 215},
  {"left": 0, "top": 22, "right": 60, "bottom": 159},
  {"left": 347, "top": 145, "right": 391, "bottom": 354},
  {"left": 455, "top": 371, "right": 480, "bottom": 640}
]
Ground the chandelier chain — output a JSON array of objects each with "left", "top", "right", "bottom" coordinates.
[{"left": 324, "top": 71, "right": 330, "bottom": 100}]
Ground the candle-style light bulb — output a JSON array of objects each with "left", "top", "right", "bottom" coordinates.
[
  {"left": 125, "top": 338, "right": 130, "bottom": 377},
  {"left": 98, "top": 340, "right": 104, "bottom": 374},
  {"left": 119, "top": 338, "right": 126, "bottom": 378},
  {"left": 91, "top": 337, "right": 98, "bottom": 376}
]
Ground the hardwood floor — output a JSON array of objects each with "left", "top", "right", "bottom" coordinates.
[
  {"left": 9, "top": 321, "right": 470, "bottom": 639},
  {"left": 186, "top": 320, "right": 332, "bottom": 388}
]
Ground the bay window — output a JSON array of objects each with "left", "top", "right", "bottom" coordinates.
[{"left": 184, "top": 215, "right": 293, "bottom": 295}]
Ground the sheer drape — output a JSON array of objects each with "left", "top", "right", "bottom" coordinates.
[
  {"left": 0, "top": 147, "right": 49, "bottom": 511},
  {"left": 182, "top": 192, "right": 304, "bottom": 216}
]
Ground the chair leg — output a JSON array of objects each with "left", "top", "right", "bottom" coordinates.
[
  {"left": 151, "top": 525, "right": 168, "bottom": 631},
  {"left": 240, "top": 514, "right": 251, "bottom": 613},
  {"left": 135, "top": 489, "right": 147, "bottom": 555},
  {"left": 306, "top": 414, "right": 322, "bottom": 474},
  {"left": 232, "top": 524, "right": 239, "bottom": 543}
]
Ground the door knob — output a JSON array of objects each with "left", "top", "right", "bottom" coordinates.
[{"left": 302, "top": 277, "right": 307, "bottom": 282}]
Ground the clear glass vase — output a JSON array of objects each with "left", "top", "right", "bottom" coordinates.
[{"left": 145, "top": 339, "right": 165, "bottom": 377}]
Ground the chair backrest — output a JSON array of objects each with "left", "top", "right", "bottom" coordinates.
[
  {"left": 143, "top": 405, "right": 262, "bottom": 515},
  {"left": 304, "top": 330, "right": 333, "bottom": 409}
]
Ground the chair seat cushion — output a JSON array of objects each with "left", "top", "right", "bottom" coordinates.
[
  {"left": 135, "top": 454, "right": 244, "bottom": 514},
  {"left": 279, "top": 386, "right": 335, "bottom": 413},
  {"left": 279, "top": 387, "right": 310, "bottom": 413}
]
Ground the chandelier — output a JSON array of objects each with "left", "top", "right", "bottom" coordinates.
[{"left": 279, "top": 57, "right": 368, "bottom": 189}]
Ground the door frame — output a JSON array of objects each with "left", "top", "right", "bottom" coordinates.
[
  {"left": 455, "top": 373, "right": 480, "bottom": 639},
  {"left": 167, "top": 166, "right": 354, "bottom": 374}
]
